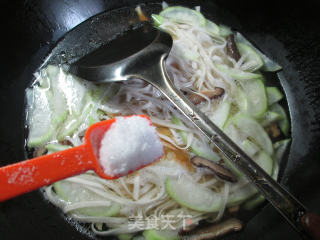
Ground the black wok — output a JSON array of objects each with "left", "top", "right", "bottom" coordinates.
[{"left": 1, "top": 0, "right": 320, "bottom": 239}]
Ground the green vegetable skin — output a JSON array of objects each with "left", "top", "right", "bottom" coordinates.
[
  {"left": 259, "top": 111, "right": 283, "bottom": 127},
  {"left": 207, "top": 99, "right": 231, "bottom": 129},
  {"left": 165, "top": 149, "right": 273, "bottom": 209},
  {"left": 205, "top": 20, "right": 220, "bottom": 36},
  {"left": 244, "top": 139, "right": 291, "bottom": 210},
  {"left": 235, "top": 32, "right": 282, "bottom": 72},
  {"left": 214, "top": 62, "right": 262, "bottom": 81},
  {"left": 270, "top": 103, "right": 290, "bottom": 136},
  {"left": 26, "top": 77, "right": 58, "bottom": 147},
  {"left": 26, "top": 65, "right": 82, "bottom": 147},
  {"left": 241, "top": 78, "right": 268, "bottom": 118},
  {"left": 48, "top": 142, "right": 120, "bottom": 218},
  {"left": 159, "top": 6, "right": 206, "bottom": 26},
  {"left": 165, "top": 176, "right": 222, "bottom": 212},
  {"left": 46, "top": 143, "right": 71, "bottom": 152},
  {"left": 53, "top": 181, "right": 120, "bottom": 217},
  {"left": 118, "top": 234, "right": 134, "bottom": 240},
  {"left": 236, "top": 42, "right": 264, "bottom": 71},
  {"left": 26, "top": 65, "right": 120, "bottom": 148},
  {"left": 171, "top": 115, "right": 220, "bottom": 162},
  {"left": 232, "top": 113, "right": 274, "bottom": 155},
  {"left": 266, "top": 87, "right": 284, "bottom": 106}
]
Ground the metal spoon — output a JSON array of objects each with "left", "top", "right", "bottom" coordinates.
[{"left": 68, "top": 22, "right": 320, "bottom": 239}]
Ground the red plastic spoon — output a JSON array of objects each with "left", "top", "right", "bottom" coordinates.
[{"left": 0, "top": 115, "right": 156, "bottom": 202}]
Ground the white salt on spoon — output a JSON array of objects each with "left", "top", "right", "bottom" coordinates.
[{"left": 99, "top": 116, "right": 164, "bottom": 177}]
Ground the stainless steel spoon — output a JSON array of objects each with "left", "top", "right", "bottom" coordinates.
[{"left": 68, "top": 22, "right": 320, "bottom": 239}]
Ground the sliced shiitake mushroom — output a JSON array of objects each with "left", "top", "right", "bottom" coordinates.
[
  {"left": 188, "top": 87, "right": 225, "bottom": 105},
  {"left": 191, "top": 156, "right": 237, "bottom": 183},
  {"left": 226, "top": 34, "right": 241, "bottom": 61},
  {"left": 180, "top": 218, "right": 243, "bottom": 240}
]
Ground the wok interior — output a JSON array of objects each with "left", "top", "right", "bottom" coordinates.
[{"left": 1, "top": 1, "right": 320, "bottom": 240}]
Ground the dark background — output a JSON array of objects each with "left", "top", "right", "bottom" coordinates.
[{"left": 0, "top": 0, "right": 319, "bottom": 239}]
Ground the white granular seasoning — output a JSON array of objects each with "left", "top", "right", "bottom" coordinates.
[{"left": 99, "top": 116, "right": 164, "bottom": 177}]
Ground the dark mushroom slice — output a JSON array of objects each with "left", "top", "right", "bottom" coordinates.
[
  {"left": 191, "top": 156, "right": 237, "bottom": 183},
  {"left": 188, "top": 87, "right": 225, "bottom": 105},
  {"left": 180, "top": 218, "right": 243, "bottom": 240},
  {"left": 226, "top": 34, "right": 241, "bottom": 61}
]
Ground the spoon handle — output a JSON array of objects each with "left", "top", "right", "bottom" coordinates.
[
  {"left": 141, "top": 56, "right": 311, "bottom": 238},
  {"left": 0, "top": 145, "right": 94, "bottom": 202}
]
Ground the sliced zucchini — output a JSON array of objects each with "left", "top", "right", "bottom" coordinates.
[
  {"left": 57, "top": 102, "right": 94, "bottom": 140},
  {"left": 241, "top": 78, "right": 268, "bottom": 118},
  {"left": 269, "top": 103, "right": 290, "bottom": 136},
  {"left": 236, "top": 42, "right": 264, "bottom": 72},
  {"left": 28, "top": 65, "right": 95, "bottom": 147},
  {"left": 254, "top": 151, "right": 273, "bottom": 175},
  {"left": 118, "top": 234, "right": 134, "bottom": 240},
  {"left": 46, "top": 143, "right": 71, "bottom": 152},
  {"left": 266, "top": 87, "right": 283, "bottom": 106},
  {"left": 46, "top": 65, "right": 69, "bottom": 124},
  {"left": 57, "top": 79, "right": 119, "bottom": 140},
  {"left": 218, "top": 24, "right": 232, "bottom": 37},
  {"left": 151, "top": 14, "right": 164, "bottom": 26},
  {"left": 191, "top": 137, "right": 221, "bottom": 162},
  {"left": 243, "top": 146, "right": 282, "bottom": 211},
  {"left": 205, "top": 20, "right": 220, "bottom": 36},
  {"left": 235, "top": 32, "right": 282, "bottom": 72},
  {"left": 26, "top": 87, "right": 54, "bottom": 147},
  {"left": 258, "top": 111, "right": 283, "bottom": 127},
  {"left": 228, "top": 183, "right": 257, "bottom": 207},
  {"left": 143, "top": 230, "right": 179, "bottom": 240},
  {"left": 233, "top": 87, "right": 248, "bottom": 113},
  {"left": 274, "top": 139, "right": 291, "bottom": 154},
  {"left": 204, "top": 20, "right": 225, "bottom": 43},
  {"left": 243, "top": 194, "right": 265, "bottom": 210},
  {"left": 206, "top": 99, "right": 231, "bottom": 129},
  {"left": 227, "top": 150, "right": 273, "bottom": 206},
  {"left": 223, "top": 114, "right": 274, "bottom": 177},
  {"left": 165, "top": 176, "right": 222, "bottom": 212},
  {"left": 244, "top": 140, "right": 290, "bottom": 211},
  {"left": 214, "top": 62, "right": 262, "bottom": 81},
  {"left": 272, "top": 138, "right": 291, "bottom": 179},
  {"left": 171, "top": 115, "right": 220, "bottom": 162},
  {"left": 53, "top": 180, "right": 120, "bottom": 217},
  {"left": 242, "top": 139, "right": 260, "bottom": 157},
  {"left": 222, "top": 123, "right": 245, "bottom": 177},
  {"left": 100, "top": 83, "right": 121, "bottom": 103},
  {"left": 63, "top": 74, "right": 92, "bottom": 116},
  {"left": 233, "top": 113, "right": 273, "bottom": 155},
  {"left": 159, "top": 6, "right": 206, "bottom": 26}
]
